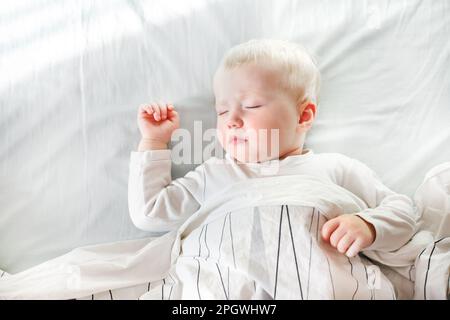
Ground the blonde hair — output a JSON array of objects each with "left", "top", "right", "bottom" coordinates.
[{"left": 216, "top": 39, "right": 321, "bottom": 105}]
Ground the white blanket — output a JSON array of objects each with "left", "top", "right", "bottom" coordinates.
[{"left": 0, "top": 175, "right": 448, "bottom": 299}]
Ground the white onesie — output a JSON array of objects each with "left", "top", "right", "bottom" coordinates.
[{"left": 128, "top": 148, "right": 416, "bottom": 253}]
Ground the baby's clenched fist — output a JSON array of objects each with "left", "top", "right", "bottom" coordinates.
[
  {"left": 137, "top": 102, "right": 180, "bottom": 145},
  {"left": 321, "top": 214, "right": 376, "bottom": 258}
]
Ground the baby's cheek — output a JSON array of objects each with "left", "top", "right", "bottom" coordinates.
[
  {"left": 215, "top": 124, "right": 225, "bottom": 140},
  {"left": 215, "top": 127, "right": 228, "bottom": 151}
]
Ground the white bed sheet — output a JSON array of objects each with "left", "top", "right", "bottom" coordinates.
[
  {"left": 1, "top": 167, "right": 448, "bottom": 300},
  {"left": 1, "top": 0, "right": 449, "bottom": 273}
]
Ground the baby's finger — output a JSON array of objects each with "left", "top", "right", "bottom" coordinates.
[
  {"left": 144, "top": 105, "right": 154, "bottom": 115},
  {"left": 160, "top": 104, "right": 168, "bottom": 120},
  {"left": 329, "top": 226, "right": 346, "bottom": 248},
  {"left": 321, "top": 218, "right": 340, "bottom": 242},
  {"left": 167, "top": 103, "right": 174, "bottom": 111},
  {"left": 167, "top": 110, "right": 180, "bottom": 126},
  {"left": 346, "top": 238, "right": 363, "bottom": 258},
  {"left": 151, "top": 103, "right": 161, "bottom": 121},
  {"left": 167, "top": 108, "right": 177, "bottom": 118},
  {"left": 337, "top": 234, "right": 354, "bottom": 254},
  {"left": 139, "top": 104, "right": 148, "bottom": 114}
]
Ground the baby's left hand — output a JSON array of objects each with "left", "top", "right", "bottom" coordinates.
[{"left": 321, "top": 214, "right": 376, "bottom": 258}]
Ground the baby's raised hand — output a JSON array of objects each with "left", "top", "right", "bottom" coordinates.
[
  {"left": 137, "top": 102, "right": 180, "bottom": 145},
  {"left": 321, "top": 214, "right": 376, "bottom": 258}
]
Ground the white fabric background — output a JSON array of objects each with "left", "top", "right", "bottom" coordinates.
[{"left": 0, "top": 0, "right": 449, "bottom": 273}]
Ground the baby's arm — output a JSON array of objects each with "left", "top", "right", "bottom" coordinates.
[
  {"left": 322, "top": 157, "right": 416, "bottom": 257},
  {"left": 128, "top": 103, "right": 204, "bottom": 232}
]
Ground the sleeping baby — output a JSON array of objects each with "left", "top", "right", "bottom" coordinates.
[{"left": 129, "top": 39, "right": 417, "bottom": 299}]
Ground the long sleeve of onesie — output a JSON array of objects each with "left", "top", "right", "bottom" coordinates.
[
  {"left": 128, "top": 150, "right": 205, "bottom": 232},
  {"left": 338, "top": 158, "right": 417, "bottom": 253}
]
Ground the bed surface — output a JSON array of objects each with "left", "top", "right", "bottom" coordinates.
[{"left": 0, "top": 0, "right": 449, "bottom": 273}]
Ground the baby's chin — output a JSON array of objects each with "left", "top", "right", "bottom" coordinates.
[
  {"left": 218, "top": 139, "right": 281, "bottom": 163},
  {"left": 225, "top": 148, "right": 280, "bottom": 164}
]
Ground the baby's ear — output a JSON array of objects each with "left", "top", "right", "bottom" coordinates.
[{"left": 298, "top": 102, "right": 316, "bottom": 128}]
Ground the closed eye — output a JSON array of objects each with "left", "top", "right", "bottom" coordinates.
[
  {"left": 217, "top": 110, "right": 228, "bottom": 116},
  {"left": 244, "top": 105, "right": 263, "bottom": 109}
]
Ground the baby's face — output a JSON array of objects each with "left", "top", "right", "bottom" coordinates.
[{"left": 213, "top": 63, "right": 304, "bottom": 163}]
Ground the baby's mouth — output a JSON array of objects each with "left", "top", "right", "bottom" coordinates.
[{"left": 229, "top": 136, "right": 248, "bottom": 144}]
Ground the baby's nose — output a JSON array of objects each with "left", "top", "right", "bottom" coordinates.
[{"left": 227, "top": 115, "right": 243, "bottom": 128}]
